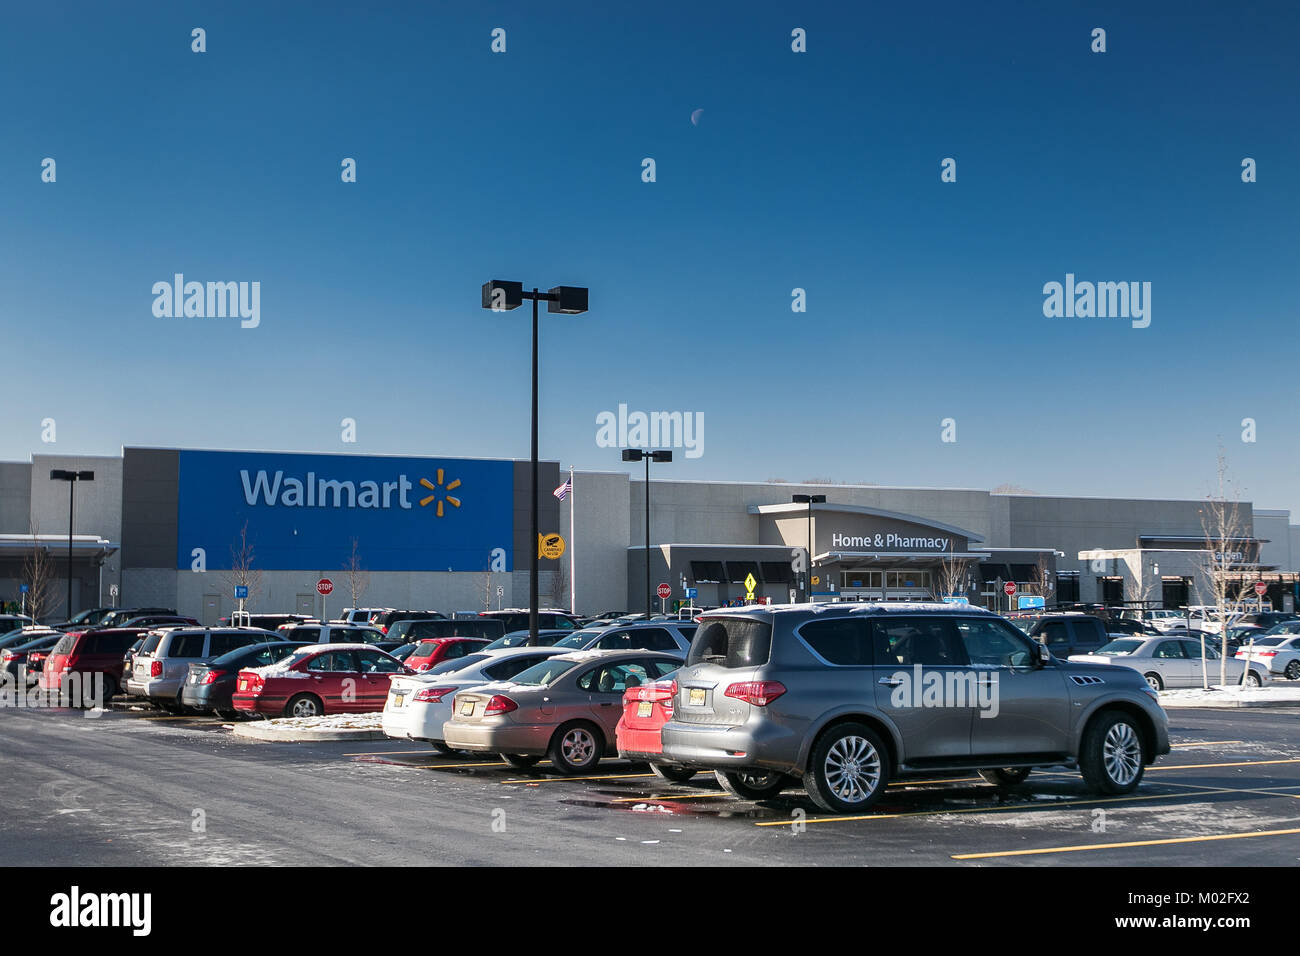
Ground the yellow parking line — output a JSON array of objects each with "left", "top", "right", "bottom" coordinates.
[
  {"left": 140, "top": 715, "right": 200, "bottom": 721},
  {"left": 1157, "top": 779, "right": 1300, "bottom": 800},
  {"left": 501, "top": 772, "right": 655, "bottom": 784},
  {"left": 611, "top": 792, "right": 724, "bottom": 803},
  {"left": 753, "top": 786, "right": 1228, "bottom": 827},
  {"left": 420, "top": 760, "right": 511, "bottom": 769},
  {"left": 343, "top": 749, "right": 435, "bottom": 756},
  {"left": 1148, "top": 757, "right": 1300, "bottom": 772},
  {"left": 952, "top": 826, "right": 1300, "bottom": 860},
  {"left": 1169, "top": 740, "right": 1244, "bottom": 748}
]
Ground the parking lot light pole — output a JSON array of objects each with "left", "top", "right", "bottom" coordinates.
[
  {"left": 50, "top": 469, "right": 94, "bottom": 621},
  {"left": 623, "top": 449, "right": 673, "bottom": 618},
  {"left": 482, "top": 281, "right": 588, "bottom": 645},
  {"left": 792, "top": 494, "right": 825, "bottom": 602}
]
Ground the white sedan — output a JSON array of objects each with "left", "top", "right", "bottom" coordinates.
[
  {"left": 1235, "top": 635, "right": 1300, "bottom": 680},
  {"left": 382, "top": 646, "right": 563, "bottom": 753},
  {"left": 1070, "top": 636, "right": 1268, "bottom": 691}
]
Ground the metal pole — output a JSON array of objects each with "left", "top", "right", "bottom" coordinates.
[
  {"left": 67, "top": 479, "right": 75, "bottom": 620},
  {"left": 529, "top": 291, "right": 539, "bottom": 646},
  {"left": 644, "top": 455, "right": 651, "bottom": 619},
  {"left": 807, "top": 503, "right": 813, "bottom": 603},
  {"left": 568, "top": 466, "right": 575, "bottom": 614}
]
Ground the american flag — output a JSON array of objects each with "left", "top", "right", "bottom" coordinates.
[{"left": 553, "top": 478, "right": 571, "bottom": 500}]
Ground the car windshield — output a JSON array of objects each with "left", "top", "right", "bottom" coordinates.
[
  {"left": 1094, "top": 639, "right": 1143, "bottom": 656},
  {"left": 553, "top": 629, "right": 602, "bottom": 649},
  {"left": 1248, "top": 637, "right": 1285, "bottom": 647},
  {"left": 426, "top": 653, "right": 491, "bottom": 676},
  {"left": 507, "top": 658, "right": 578, "bottom": 686}
]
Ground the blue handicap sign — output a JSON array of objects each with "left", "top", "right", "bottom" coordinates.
[
  {"left": 20, "top": 584, "right": 29, "bottom": 593},
  {"left": 234, "top": 585, "right": 249, "bottom": 599},
  {"left": 684, "top": 587, "right": 697, "bottom": 599}
]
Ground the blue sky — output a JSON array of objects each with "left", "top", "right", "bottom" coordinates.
[{"left": 2, "top": 1, "right": 1298, "bottom": 510}]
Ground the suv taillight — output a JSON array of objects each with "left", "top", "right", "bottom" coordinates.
[
  {"left": 1, "top": 650, "right": 15, "bottom": 662},
  {"left": 413, "top": 685, "right": 458, "bottom": 703},
  {"left": 150, "top": 660, "right": 163, "bottom": 677},
  {"left": 724, "top": 681, "right": 787, "bottom": 707},
  {"left": 484, "top": 695, "right": 518, "bottom": 716}
]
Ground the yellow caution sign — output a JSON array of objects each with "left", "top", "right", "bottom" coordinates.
[
  {"left": 744, "top": 572, "right": 757, "bottom": 600},
  {"left": 538, "top": 533, "right": 565, "bottom": 560},
  {"left": 811, "top": 575, "right": 820, "bottom": 586}
]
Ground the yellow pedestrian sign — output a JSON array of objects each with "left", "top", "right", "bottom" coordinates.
[{"left": 744, "top": 572, "right": 757, "bottom": 600}]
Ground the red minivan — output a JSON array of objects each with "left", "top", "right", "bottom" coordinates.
[
  {"left": 233, "top": 644, "right": 413, "bottom": 718},
  {"left": 40, "top": 627, "right": 146, "bottom": 704},
  {"left": 403, "top": 637, "right": 491, "bottom": 672},
  {"left": 615, "top": 678, "right": 696, "bottom": 782}
]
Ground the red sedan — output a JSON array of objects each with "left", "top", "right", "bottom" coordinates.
[
  {"left": 403, "top": 637, "right": 491, "bottom": 672},
  {"left": 615, "top": 678, "right": 696, "bottom": 782},
  {"left": 233, "top": 644, "right": 412, "bottom": 718}
]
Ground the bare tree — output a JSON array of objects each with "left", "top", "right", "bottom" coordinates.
[
  {"left": 1031, "top": 554, "right": 1056, "bottom": 605},
  {"left": 222, "top": 521, "right": 262, "bottom": 612},
  {"left": 342, "top": 538, "right": 369, "bottom": 609},
  {"left": 21, "top": 524, "right": 56, "bottom": 623},
  {"left": 550, "top": 560, "right": 569, "bottom": 611},
  {"left": 1197, "top": 448, "right": 1247, "bottom": 688},
  {"left": 481, "top": 568, "right": 493, "bottom": 611},
  {"left": 936, "top": 544, "right": 971, "bottom": 602}
]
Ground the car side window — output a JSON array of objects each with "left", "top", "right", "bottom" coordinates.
[
  {"left": 876, "top": 619, "right": 968, "bottom": 666},
  {"left": 1153, "top": 641, "right": 1185, "bottom": 659},
  {"left": 651, "top": 660, "right": 678, "bottom": 678},
  {"left": 954, "top": 618, "right": 1036, "bottom": 667},
  {"left": 796, "top": 618, "right": 873, "bottom": 666},
  {"left": 1041, "top": 622, "right": 1070, "bottom": 646},
  {"left": 308, "top": 652, "right": 358, "bottom": 672},
  {"left": 358, "top": 652, "right": 401, "bottom": 674}
]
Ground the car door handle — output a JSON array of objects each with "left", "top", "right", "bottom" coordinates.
[
  {"left": 878, "top": 677, "right": 903, "bottom": 687},
  {"left": 599, "top": 702, "right": 615, "bottom": 707}
]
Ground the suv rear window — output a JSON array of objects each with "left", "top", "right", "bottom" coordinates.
[
  {"left": 169, "top": 633, "right": 207, "bottom": 658},
  {"left": 52, "top": 634, "right": 77, "bottom": 656},
  {"left": 687, "top": 618, "right": 772, "bottom": 668},
  {"left": 139, "top": 634, "right": 164, "bottom": 655},
  {"left": 796, "top": 618, "right": 872, "bottom": 666}
]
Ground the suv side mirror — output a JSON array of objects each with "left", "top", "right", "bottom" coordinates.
[{"left": 1038, "top": 643, "right": 1052, "bottom": 665}]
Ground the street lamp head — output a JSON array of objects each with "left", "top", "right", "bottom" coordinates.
[
  {"left": 650, "top": 450, "right": 673, "bottom": 463},
  {"left": 50, "top": 470, "right": 94, "bottom": 482},
  {"left": 622, "top": 449, "right": 644, "bottom": 462},
  {"left": 481, "top": 280, "right": 523, "bottom": 311},
  {"left": 792, "top": 494, "right": 826, "bottom": 504},
  {"left": 546, "top": 286, "right": 588, "bottom": 314}
]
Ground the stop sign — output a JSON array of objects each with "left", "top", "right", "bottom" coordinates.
[
  {"left": 316, "top": 578, "right": 334, "bottom": 596},
  {"left": 656, "top": 582, "right": 672, "bottom": 599},
  {"left": 1255, "top": 581, "right": 1267, "bottom": 596},
  {"left": 1003, "top": 582, "right": 1017, "bottom": 597}
]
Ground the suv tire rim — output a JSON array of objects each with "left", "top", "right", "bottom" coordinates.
[
  {"left": 562, "top": 728, "right": 595, "bottom": 766},
  {"left": 1103, "top": 722, "right": 1141, "bottom": 786},
  {"left": 824, "top": 735, "right": 881, "bottom": 804},
  {"left": 293, "top": 698, "right": 318, "bottom": 718},
  {"left": 1144, "top": 674, "right": 1161, "bottom": 691}
]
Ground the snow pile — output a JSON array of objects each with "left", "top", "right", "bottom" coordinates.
[
  {"left": 255, "top": 712, "right": 384, "bottom": 730},
  {"left": 1160, "top": 684, "right": 1300, "bottom": 706}
]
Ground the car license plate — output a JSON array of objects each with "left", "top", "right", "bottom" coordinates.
[
  {"left": 460, "top": 700, "right": 475, "bottom": 716},
  {"left": 237, "top": 679, "right": 247, "bottom": 691},
  {"left": 637, "top": 701, "right": 653, "bottom": 718},
  {"left": 392, "top": 695, "right": 403, "bottom": 708},
  {"left": 688, "top": 688, "right": 705, "bottom": 706}
]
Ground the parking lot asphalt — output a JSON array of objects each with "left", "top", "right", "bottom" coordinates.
[{"left": 2, "top": 704, "right": 1297, "bottom": 867}]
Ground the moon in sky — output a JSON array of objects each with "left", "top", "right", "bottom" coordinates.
[{"left": 690, "top": 108, "right": 703, "bottom": 126}]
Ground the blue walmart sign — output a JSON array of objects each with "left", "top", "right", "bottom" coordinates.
[{"left": 177, "top": 451, "right": 514, "bottom": 572}]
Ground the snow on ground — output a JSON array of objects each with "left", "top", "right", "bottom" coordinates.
[
  {"left": 1159, "top": 684, "right": 1300, "bottom": 705},
  {"left": 253, "top": 712, "right": 384, "bottom": 731}
]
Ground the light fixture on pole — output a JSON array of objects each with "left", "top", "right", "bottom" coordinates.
[
  {"left": 792, "top": 494, "right": 826, "bottom": 602},
  {"left": 622, "top": 448, "right": 672, "bottom": 618},
  {"left": 482, "top": 280, "right": 588, "bottom": 645},
  {"left": 50, "top": 469, "right": 94, "bottom": 621}
]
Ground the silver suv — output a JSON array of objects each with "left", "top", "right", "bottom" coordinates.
[
  {"left": 125, "top": 626, "right": 279, "bottom": 710},
  {"left": 660, "top": 603, "right": 1170, "bottom": 813}
]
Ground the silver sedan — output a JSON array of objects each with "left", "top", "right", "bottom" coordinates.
[{"left": 1070, "top": 636, "right": 1268, "bottom": 690}]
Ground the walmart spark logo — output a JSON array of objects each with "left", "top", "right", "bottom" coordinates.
[{"left": 419, "top": 469, "right": 462, "bottom": 517}]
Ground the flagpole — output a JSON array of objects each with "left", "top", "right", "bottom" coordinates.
[{"left": 569, "top": 467, "right": 576, "bottom": 614}]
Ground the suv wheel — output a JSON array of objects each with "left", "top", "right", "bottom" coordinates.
[
  {"left": 1142, "top": 672, "right": 1163, "bottom": 692},
  {"left": 979, "top": 767, "right": 1031, "bottom": 787},
  {"left": 804, "top": 723, "right": 890, "bottom": 813},
  {"left": 1285, "top": 660, "right": 1300, "bottom": 681},
  {"left": 714, "top": 769, "right": 788, "bottom": 799},
  {"left": 548, "top": 722, "right": 603, "bottom": 775},
  {"left": 1079, "top": 711, "right": 1145, "bottom": 794},
  {"left": 650, "top": 763, "right": 697, "bottom": 783}
]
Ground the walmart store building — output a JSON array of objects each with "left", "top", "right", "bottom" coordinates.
[{"left": 3, "top": 446, "right": 1299, "bottom": 623}]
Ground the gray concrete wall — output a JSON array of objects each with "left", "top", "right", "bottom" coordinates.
[
  {"left": 565, "top": 471, "right": 630, "bottom": 614},
  {"left": 1255, "top": 510, "right": 1292, "bottom": 571},
  {"left": 0, "top": 462, "right": 32, "bottom": 533}
]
